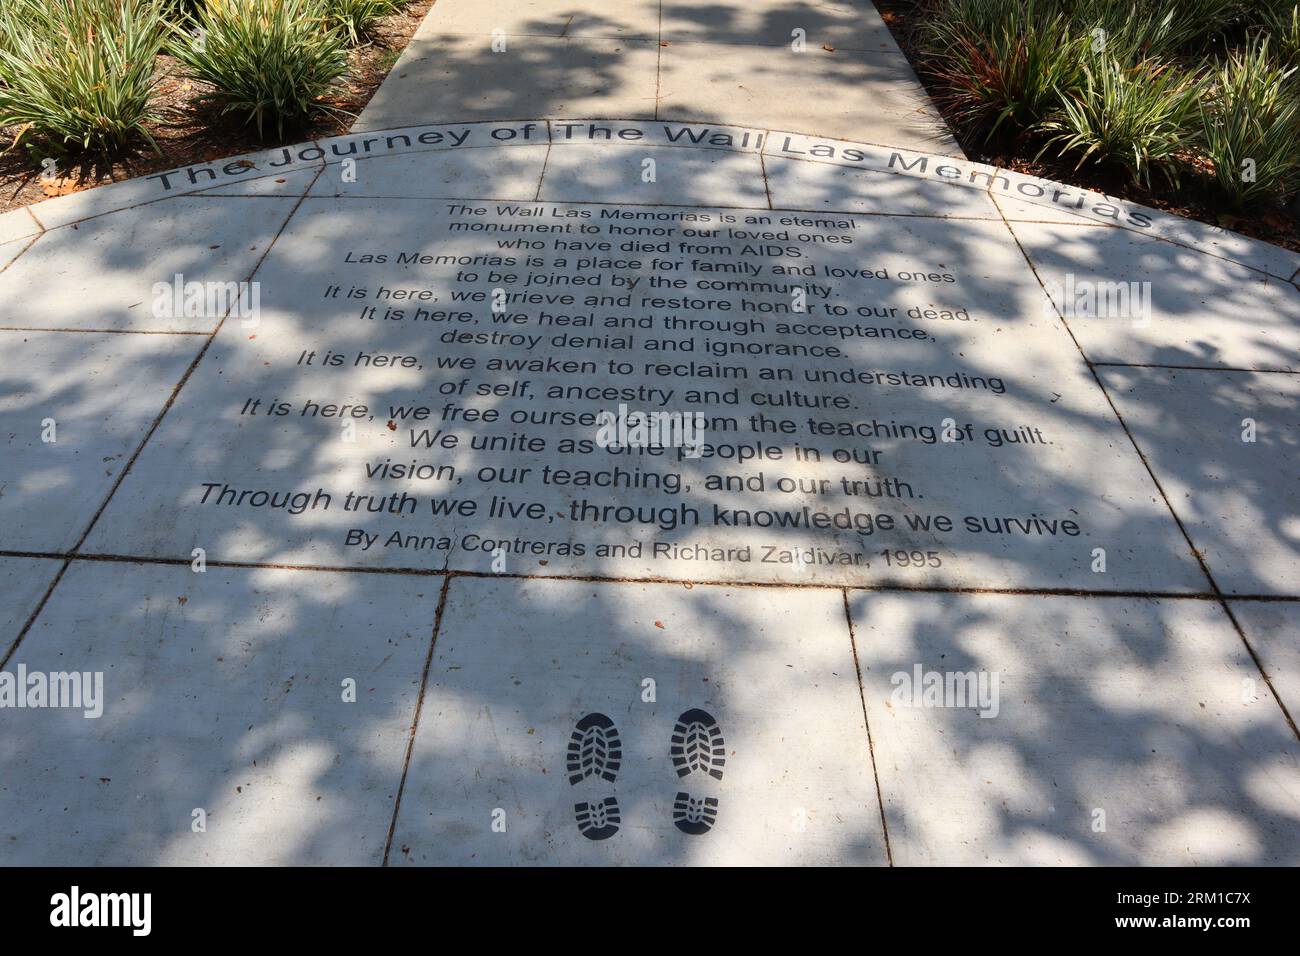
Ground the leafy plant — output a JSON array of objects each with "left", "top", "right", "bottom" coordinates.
[
  {"left": 1198, "top": 36, "right": 1300, "bottom": 208},
  {"left": 159, "top": 0, "right": 207, "bottom": 21},
  {"left": 0, "top": 0, "right": 166, "bottom": 155},
  {"left": 1254, "top": 2, "right": 1300, "bottom": 62},
  {"left": 1039, "top": 56, "right": 1202, "bottom": 188},
  {"left": 320, "top": 0, "right": 406, "bottom": 45},
  {"left": 1067, "top": 0, "right": 1239, "bottom": 61},
  {"left": 921, "top": 0, "right": 1088, "bottom": 141},
  {"left": 167, "top": 0, "right": 350, "bottom": 139}
]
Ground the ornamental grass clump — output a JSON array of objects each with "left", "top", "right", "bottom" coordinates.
[
  {"left": 921, "top": 0, "right": 1088, "bottom": 142},
  {"left": 1198, "top": 36, "right": 1300, "bottom": 208},
  {"left": 320, "top": 0, "right": 406, "bottom": 45},
  {"left": 0, "top": 0, "right": 167, "bottom": 155},
  {"left": 1067, "top": 0, "right": 1238, "bottom": 62},
  {"left": 167, "top": 0, "right": 350, "bottom": 140},
  {"left": 1255, "top": 1, "right": 1300, "bottom": 62},
  {"left": 1039, "top": 55, "right": 1203, "bottom": 189}
]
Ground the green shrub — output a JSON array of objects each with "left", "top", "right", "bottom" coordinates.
[
  {"left": 921, "top": 0, "right": 1088, "bottom": 141},
  {"left": 1039, "top": 56, "right": 1202, "bottom": 188},
  {"left": 159, "top": 0, "right": 206, "bottom": 20},
  {"left": 1067, "top": 2, "right": 1174, "bottom": 64},
  {"left": 1255, "top": 2, "right": 1300, "bottom": 61},
  {"left": 0, "top": 0, "right": 166, "bottom": 155},
  {"left": 1067, "top": 0, "right": 1239, "bottom": 60},
  {"left": 321, "top": 0, "right": 406, "bottom": 45},
  {"left": 167, "top": 0, "right": 350, "bottom": 139},
  {"left": 1198, "top": 36, "right": 1300, "bottom": 208}
]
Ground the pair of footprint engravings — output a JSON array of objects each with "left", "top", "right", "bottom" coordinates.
[{"left": 566, "top": 709, "right": 726, "bottom": 840}]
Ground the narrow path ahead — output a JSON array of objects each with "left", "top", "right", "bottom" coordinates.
[{"left": 354, "top": 0, "right": 961, "bottom": 153}]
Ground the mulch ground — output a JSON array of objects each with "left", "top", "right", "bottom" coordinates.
[
  {"left": 0, "top": 0, "right": 434, "bottom": 216},
  {"left": 876, "top": 0, "right": 1300, "bottom": 253}
]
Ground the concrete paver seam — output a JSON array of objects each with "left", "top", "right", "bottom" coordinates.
[
  {"left": 995, "top": 199, "right": 1300, "bottom": 741},
  {"left": 0, "top": 166, "right": 326, "bottom": 665}
]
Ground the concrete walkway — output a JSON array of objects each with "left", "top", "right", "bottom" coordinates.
[
  {"left": 0, "top": 2, "right": 1297, "bottom": 867},
  {"left": 355, "top": 0, "right": 962, "bottom": 154}
]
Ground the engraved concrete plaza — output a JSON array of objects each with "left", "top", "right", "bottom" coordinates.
[{"left": 0, "top": 0, "right": 1296, "bottom": 865}]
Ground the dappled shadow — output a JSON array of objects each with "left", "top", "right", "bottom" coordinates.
[
  {"left": 66, "top": 179, "right": 1209, "bottom": 595},
  {"left": 658, "top": 0, "right": 899, "bottom": 50},
  {"left": 0, "top": 329, "right": 205, "bottom": 551},
  {"left": 654, "top": 39, "right": 958, "bottom": 150},
  {"left": 428, "top": 0, "right": 661, "bottom": 40},
  {"left": 352, "top": 6, "right": 956, "bottom": 151},
  {"left": 355, "top": 28, "right": 659, "bottom": 131},
  {"left": 0, "top": 117, "right": 1296, "bottom": 865},
  {"left": 852, "top": 591, "right": 1300, "bottom": 865},
  {"left": 1006, "top": 222, "right": 1298, "bottom": 373},
  {"left": 0, "top": 195, "right": 297, "bottom": 331},
  {"left": 1096, "top": 365, "right": 1299, "bottom": 596},
  {"left": 392, "top": 575, "right": 885, "bottom": 865},
  {"left": 0, "top": 557, "right": 61, "bottom": 648},
  {"left": 1, "top": 560, "right": 437, "bottom": 865}
]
